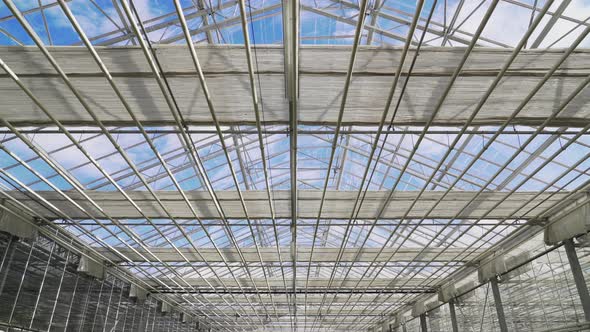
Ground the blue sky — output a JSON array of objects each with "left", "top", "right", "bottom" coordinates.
[
  {"left": 0, "top": 0, "right": 589, "bottom": 194},
  {"left": 1, "top": 0, "right": 587, "bottom": 47},
  {"left": 1, "top": 0, "right": 590, "bottom": 255}
]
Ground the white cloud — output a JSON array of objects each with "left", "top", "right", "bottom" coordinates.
[
  {"left": 445, "top": 0, "right": 590, "bottom": 48},
  {"left": 36, "top": 0, "right": 168, "bottom": 43}
]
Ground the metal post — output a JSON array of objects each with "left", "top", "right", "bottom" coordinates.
[
  {"left": 165, "top": 312, "right": 170, "bottom": 332},
  {"left": 64, "top": 275, "right": 80, "bottom": 331},
  {"left": 490, "top": 277, "right": 509, "bottom": 332},
  {"left": 48, "top": 249, "right": 71, "bottom": 331},
  {"left": 129, "top": 300, "right": 138, "bottom": 330},
  {"left": 120, "top": 301, "right": 129, "bottom": 331},
  {"left": 101, "top": 279, "right": 116, "bottom": 331},
  {"left": 144, "top": 299, "right": 152, "bottom": 331},
  {"left": 0, "top": 236, "right": 17, "bottom": 298},
  {"left": 0, "top": 235, "right": 15, "bottom": 272},
  {"left": 381, "top": 319, "right": 390, "bottom": 332},
  {"left": 138, "top": 301, "right": 146, "bottom": 331},
  {"left": 30, "top": 240, "right": 57, "bottom": 329},
  {"left": 8, "top": 240, "right": 36, "bottom": 326},
  {"left": 419, "top": 313, "right": 428, "bottom": 332},
  {"left": 449, "top": 299, "right": 459, "bottom": 332},
  {"left": 121, "top": 294, "right": 131, "bottom": 330},
  {"left": 151, "top": 303, "right": 159, "bottom": 332},
  {"left": 149, "top": 299, "right": 158, "bottom": 332},
  {"left": 564, "top": 238, "right": 590, "bottom": 321},
  {"left": 108, "top": 282, "right": 125, "bottom": 332},
  {"left": 78, "top": 280, "right": 95, "bottom": 332},
  {"left": 90, "top": 277, "right": 107, "bottom": 332}
]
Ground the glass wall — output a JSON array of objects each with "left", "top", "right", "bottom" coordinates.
[
  {"left": 0, "top": 232, "right": 205, "bottom": 332},
  {"left": 395, "top": 233, "right": 590, "bottom": 332}
]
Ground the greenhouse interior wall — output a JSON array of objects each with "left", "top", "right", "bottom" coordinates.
[{"left": 0, "top": 227, "right": 589, "bottom": 331}]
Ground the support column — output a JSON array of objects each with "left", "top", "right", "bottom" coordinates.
[
  {"left": 90, "top": 277, "right": 107, "bottom": 331},
  {"left": 29, "top": 240, "right": 57, "bottom": 328},
  {"left": 490, "top": 277, "right": 508, "bottom": 332},
  {"left": 64, "top": 275, "right": 80, "bottom": 329},
  {"left": 0, "top": 236, "right": 17, "bottom": 297},
  {"left": 449, "top": 299, "right": 459, "bottom": 332},
  {"left": 564, "top": 238, "right": 590, "bottom": 321},
  {"left": 8, "top": 241, "right": 36, "bottom": 326},
  {"left": 419, "top": 314, "right": 428, "bottom": 332},
  {"left": 48, "top": 249, "right": 71, "bottom": 330}
]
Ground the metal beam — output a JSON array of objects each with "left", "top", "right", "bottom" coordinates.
[
  {"left": 92, "top": 247, "right": 484, "bottom": 263},
  {"left": 283, "top": 0, "right": 300, "bottom": 326},
  {"left": 158, "top": 3, "right": 282, "bottom": 44},
  {"left": 490, "top": 277, "right": 509, "bottom": 332},
  {"left": 159, "top": 288, "right": 431, "bottom": 295},
  {"left": 564, "top": 238, "right": 590, "bottom": 321},
  {"left": 2, "top": 46, "right": 590, "bottom": 127},
  {"left": 301, "top": 5, "right": 411, "bottom": 45},
  {"left": 0, "top": 0, "right": 73, "bottom": 24},
  {"left": 327, "top": 0, "right": 481, "bottom": 47},
  {"left": 448, "top": 299, "right": 459, "bottom": 332},
  {"left": 143, "top": 277, "right": 432, "bottom": 289},
  {"left": 530, "top": 0, "right": 571, "bottom": 48},
  {"left": 10, "top": 190, "right": 567, "bottom": 220},
  {"left": 366, "top": 0, "right": 382, "bottom": 45},
  {"left": 419, "top": 314, "right": 428, "bottom": 332}
]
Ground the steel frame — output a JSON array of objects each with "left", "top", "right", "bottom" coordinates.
[{"left": 1, "top": 0, "right": 590, "bottom": 331}]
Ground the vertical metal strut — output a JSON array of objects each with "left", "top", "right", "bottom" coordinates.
[
  {"left": 490, "top": 277, "right": 509, "bottom": 332},
  {"left": 564, "top": 238, "right": 590, "bottom": 321}
]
